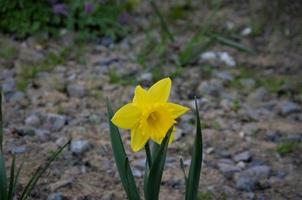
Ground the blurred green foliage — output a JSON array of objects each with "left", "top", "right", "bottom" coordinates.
[
  {"left": 276, "top": 141, "right": 300, "bottom": 155},
  {"left": 0, "top": 0, "right": 129, "bottom": 40}
]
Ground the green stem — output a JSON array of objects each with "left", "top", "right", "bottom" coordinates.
[
  {"left": 0, "top": 90, "right": 3, "bottom": 153},
  {"left": 149, "top": 0, "right": 174, "bottom": 42},
  {"left": 145, "top": 142, "right": 152, "bottom": 168}
]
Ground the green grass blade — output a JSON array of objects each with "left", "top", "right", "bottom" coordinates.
[
  {"left": 11, "top": 160, "right": 24, "bottom": 200},
  {"left": 212, "top": 34, "right": 255, "bottom": 53},
  {"left": 106, "top": 99, "right": 140, "bottom": 200},
  {"left": 149, "top": 0, "right": 174, "bottom": 42},
  {"left": 7, "top": 156, "right": 16, "bottom": 200},
  {"left": 185, "top": 98, "right": 203, "bottom": 200},
  {"left": 179, "top": 33, "right": 214, "bottom": 66},
  {"left": 20, "top": 141, "right": 69, "bottom": 200},
  {"left": 179, "top": 158, "right": 187, "bottom": 185},
  {"left": 0, "top": 153, "right": 7, "bottom": 200},
  {"left": 0, "top": 89, "right": 3, "bottom": 153},
  {"left": 145, "top": 127, "right": 173, "bottom": 200}
]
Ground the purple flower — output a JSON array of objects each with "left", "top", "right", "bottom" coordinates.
[
  {"left": 84, "top": 3, "right": 93, "bottom": 13},
  {"left": 53, "top": 3, "right": 67, "bottom": 15}
]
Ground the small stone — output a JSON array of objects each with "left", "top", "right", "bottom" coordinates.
[
  {"left": 235, "top": 165, "right": 271, "bottom": 191},
  {"left": 9, "top": 91, "right": 25, "bottom": 103},
  {"left": 67, "top": 84, "right": 85, "bottom": 98},
  {"left": 241, "top": 27, "right": 252, "bottom": 36},
  {"left": 280, "top": 101, "right": 301, "bottom": 115},
  {"left": 173, "top": 128, "right": 184, "bottom": 141},
  {"left": 48, "top": 193, "right": 63, "bottom": 200},
  {"left": 139, "top": 72, "right": 153, "bottom": 82},
  {"left": 206, "top": 147, "right": 214, "bottom": 154},
  {"left": 242, "top": 124, "right": 259, "bottom": 136},
  {"left": 218, "top": 52, "right": 236, "bottom": 67},
  {"left": 237, "top": 161, "right": 246, "bottom": 169},
  {"left": 214, "top": 71, "right": 234, "bottom": 82},
  {"left": 49, "top": 179, "right": 73, "bottom": 191},
  {"left": 43, "top": 114, "right": 66, "bottom": 132},
  {"left": 25, "top": 114, "right": 41, "bottom": 127},
  {"left": 248, "top": 87, "right": 268, "bottom": 102},
  {"left": 233, "top": 151, "right": 252, "bottom": 162},
  {"left": 35, "top": 129, "right": 51, "bottom": 142},
  {"left": 217, "top": 150, "right": 231, "bottom": 158},
  {"left": 197, "top": 80, "right": 222, "bottom": 97},
  {"left": 265, "top": 131, "right": 281, "bottom": 142},
  {"left": 217, "top": 159, "right": 241, "bottom": 178},
  {"left": 70, "top": 139, "right": 90, "bottom": 155},
  {"left": 15, "top": 127, "right": 35, "bottom": 136},
  {"left": 240, "top": 78, "right": 255, "bottom": 89},
  {"left": 132, "top": 167, "right": 142, "bottom": 178},
  {"left": 2, "top": 80, "right": 15, "bottom": 93},
  {"left": 10, "top": 145, "right": 27, "bottom": 154},
  {"left": 286, "top": 134, "right": 302, "bottom": 142}
]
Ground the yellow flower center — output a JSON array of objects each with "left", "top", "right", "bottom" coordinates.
[{"left": 147, "top": 111, "right": 159, "bottom": 126}]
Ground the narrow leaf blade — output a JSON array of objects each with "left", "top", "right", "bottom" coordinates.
[
  {"left": 0, "top": 154, "right": 7, "bottom": 200},
  {"left": 7, "top": 156, "right": 16, "bottom": 200},
  {"left": 213, "top": 35, "right": 254, "bottom": 53},
  {"left": 146, "top": 127, "right": 173, "bottom": 200},
  {"left": 20, "top": 141, "right": 69, "bottom": 200},
  {"left": 185, "top": 99, "right": 203, "bottom": 200},
  {"left": 106, "top": 99, "right": 140, "bottom": 200}
]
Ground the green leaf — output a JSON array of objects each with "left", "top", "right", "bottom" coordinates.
[
  {"left": 179, "top": 32, "right": 214, "bottom": 66},
  {"left": 179, "top": 158, "right": 187, "bottom": 185},
  {"left": 212, "top": 35, "right": 255, "bottom": 53},
  {"left": 145, "top": 127, "right": 173, "bottom": 200},
  {"left": 0, "top": 90, "right": 7, "bottom": 200},
  {"left": 106, "top": 99, "right": 140, "bottom": 200},
  {"left": 185, "top": 98, "right": 203, "bottom": 200},
  {"left": 7, "top": 156, "right": 16, "bottom": 200},
  {"left": 0, "top": 154, "right": 7, "bottom": 200},
  {"left": 20, "top": 140, "right": 69, "bottom": 200},
  {"left": 0, "top": 90, "right": 3, "bottom": 152},
  {"left": 11, "top": 160, "right": 24, "bottom": 200}
]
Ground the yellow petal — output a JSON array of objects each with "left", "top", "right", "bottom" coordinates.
[
  {"left": 166, "top": 103, "right": 189, "bottom": 118},
  {"left": 131, "top": 127, "right": 149, "bottom": 152},
  {"left": 111, "top": 103, "right": 141, "bottom": 129},
  {"left": 169, "top": 127, "right": 176, "bottom": 144},
  {"left": 133, "top": 85, "right": 148, "bottom": 106},
  {"left": 148, "top": 78, "right": 171, "bottom": 103},
  {"left": 151, "top": 126, "right": 175, "bottom": 144}
]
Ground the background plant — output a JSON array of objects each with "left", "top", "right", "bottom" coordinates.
[
  {"left": 0, "top": 90, "right": 69, "bottom": 200},
  {"left": 0, "top": 0, "right": 130, "bottom": 40}
]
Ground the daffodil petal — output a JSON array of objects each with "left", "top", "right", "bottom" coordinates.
[
  {"left": 166, "top": 103, "right": 189, "bottom": 118},
  {"left": 148, "top": 78, "right": 171, "bottom": 103},
  {"left": 151, "top": 126, "right": 175, "bottom": 145},
  {"left": 111, "top": 103, "right": 141, "bottom": 129},
  {"left": 131, "top": 127, "right": 149, "bottom": 152},
  {"left": 133, "top": 85, "right": 148, "bottom": 106},
  {"left": 169, "top": 127, "right": 176, "bottom": 144}
]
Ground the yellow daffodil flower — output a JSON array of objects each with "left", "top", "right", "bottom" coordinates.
[{"left": 111, "top": 77, "right": 189, "bottom": 152}]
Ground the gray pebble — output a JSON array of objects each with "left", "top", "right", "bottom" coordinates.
[
  {"left": 235, "top": 165, "right": 271, "bottom": 191},
  {"left": 67, "top": 84, "right": 86, "bottom": 98},
  {"left": 47, "top": 193, "right": 63, "bottom": 200},
  {"left": 70, "top": 139, "right": 90, "bottom": 155},
  {"left": 25, "top": 114, "right": 41, "bottom": 127},
  {"left": 233, "top": 151, "right": 252, "bottom": 162},
  {"left": 280, "top": 101, "right": 301, "bottom": 115}
]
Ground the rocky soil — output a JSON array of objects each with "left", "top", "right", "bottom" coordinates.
[{"left": 1, "top": 1, "right": 302, "bottom": 200}]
